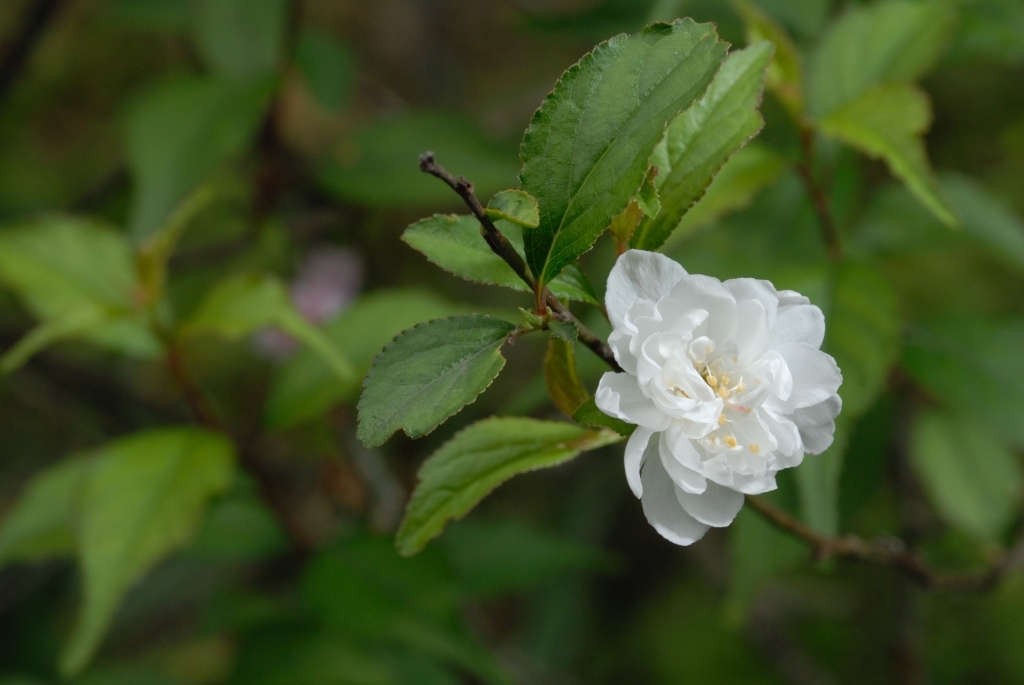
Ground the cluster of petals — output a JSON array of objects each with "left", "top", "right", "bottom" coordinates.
[{"left": 596, "top": 250, "right": 843, "bottom": 545}]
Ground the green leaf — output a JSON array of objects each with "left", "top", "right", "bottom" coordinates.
[
  {"left": 725, "top": 503, "right": 805, "bottom": 621},
  {"left": 820, "top": 83, "right": 956, "bottom": 227},
  {"left": 0, "top": 218, "right": 161, "bottom": 361},
  {"left": 189, "top": 0, "right": 287, "bottom": 81},
  {"left": 395, "top": 417, "right": 621, "bottom": 556},
  {"left": 0, "top": 457, "right": 93, "bottom": 565},
  {"left": 356, "top": 315, "right": 516, "bottom": 448},
  {"left": 230, "top": 628, "right": 391, "bottom": 685},
  {"left": 485, "top": 189, "right": 540, "bottom": 228},
  {"left": 544, "top": 337, "right": 589, "bottom": 417},
  {"left": 572, "top": 398, "right": 635, "bottom": 437},
  {"left": 661, "top": 143, "right": 787, "bottom": 246},
  {"left": 910, "top": 411, "right": 1023, "bottom": 540},
  {"left": 0, "top": 305, "right": 108, "bottom": 374},
  {"left": 319, "top": 112, "right": 518, "bottom": 209},
  {"left": 265, "top": 290, "right": 471, "bottom": 429},
  {"left": 401, "top": 214, "right": 600, "bottom": 305},
  {"left": 795, "top": 417, "right": 850, "bottom": 537},
  {"left": 904, "top": 318, "right": 1024, "bottom": 448},
  {"left": 635, "top": 166, "right": 662, "bottom": 218},
  {"left": 733, "top": 0, "right": 803, "bottom": 117},
  {"left": 183, "top": 273, "right": 354, "bottom": 384},
  {"left": 521, "top": 19, "right": 728, "bottom": 285},
  {"left": 60, "top": 428, "right": 235, "bottom": 677},
  {"left": 548, "top": 320, "right": 578, "bottom": 343},
  {"left": 632, "top": 41, "right": 772, "bottom": 250},
  {"left": 124, "top": 75, "right": 276, "bottom": 239},
  {"left": 942, "top": 174, "right": 1024, "bottom": 273},
  {"left": 294, "top": 30, "right": 355, "bottom": 109},
  {"left": 808, "top": 0, "right": 955, "bottom": 118},
  {"left": 608, "top": 201, "right": 645, "bottom": 244},
  {"left": 825, "top": 261, "right": 901, "bottom": 417}
]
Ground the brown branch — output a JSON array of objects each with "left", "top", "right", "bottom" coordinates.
[
  {"left": 745, "top": 494, "right": 1015, "bottom": 591},
  {"left": 796, "top": 127, "right": 843, "bottom": 263},
  {"left": 0, "top": 0, "right": 65, "bottom": 108},
  {"left": 419, "top": 152, "right": 622, "bottom": 372},
  {"left": 166, "top": 343, "right": 222, "bottom": 430}
]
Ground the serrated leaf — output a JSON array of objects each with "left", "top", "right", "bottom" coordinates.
[
  {"left": 265, "top": 290, "right": 471, "bottom": 429},
  {"left": 183, "top": 273, "right": 354, "bottom": 384},
  {"left": 910, "top": 411, "right": 1023, "bottom": 540},
  {"left": 570, "top": 397, "right": 635, "bottom": 438},
  {"left": 401, "top": 215, "right": 600, "bottom": 305},
  {"left": 820, "top": 84, "right": 955, "bottom": 227},
  {"left": 0, "top": 457, "right": 93, "bottom": 566},
  {"left": 521, "top": 19, "right": 728, "bottom": 285},
  {"left": 485, "top": 190, "right": 539, "bottom": 228},
  {"left": 189, "top": 0, "right": 287, "bottom": 81},
  {"left": 608, "top": 201, "right": 645, "bottom": 243},
  {"left": 295, "top": 29, "right": 355, "bottom": 109},
  {"left": 60, "top": 428, "right": 235, "bottom": 677},
  {"left": 904, "top": 318, "right": 1024, "bottom": 448},
  {"left": 548, "top": 320, "right": 578, "bottom": 343},
  {"left": 636, "top": 167, "right": 661, "bottom": 218},
  {"left": 395, "top": 417, "right": 621, "bottom": 556},
  {"left": 632, "top": 41, "right": 773, "bottom": 250},
  {"left": 124, "top": 75, "right": 276, "bottom": 238},
  {"left": 733, "top": 0, "right": 803, "bottom": 116},
  {"left": 544, "top": 338, "right": 589, "bottom": 417},
  {"left": 357, "top": 316, "right": 516, "bottom": 448},
  {"left": 808, "top": 0, "right": 955, "bottom": 118}
]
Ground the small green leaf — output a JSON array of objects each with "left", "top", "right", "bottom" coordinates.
[
  {"left": 608, "top": 201, "right": 645, "bottom": 244},
  {"left": 733, "top": 0, "right": 803, "bottom": 117},
  {"left": 401, "top": 215, "right": 600, "bottom": 305},
  {"left": 60, "top": 428, "right": 235, "bottom": 677},
  {"left": 356, "top": 316, "right": 516, "bottom": 448},
  {"left": 632, "top": 41, "right": 773, "bottom": 250},
  {"left": 820, "top": 83, "right": 956, "bottom": 227},
  {"left": 396, "top": 417, "right": 621, "bottom": 556},
  {"left": 544, "top": 338, "right": 589, "bottom": 417},
  {"left": 0, "top": 457, "right": 93, "bottom": 566},
  {"left": 572, "top": 398, "right": 635, "bottom": 437},
  {"left": 548, "top": 320, "right": 578, "bottom": 343},
  {"left": 521, "top": 19, "right": 728, "bottom": 285},
  {"left": 635, "top": 167, "right": 661, "bottom": 218},
  {"left": 910, "top": 411, "right": 1023, "bottom": 540},
  {"left": 0, "top": 305, "right": 109, "bottom": 375},
  {"left": 485, "top": 190, "right": 539, "bottom": 228},
  {"left": 183, "top": 273, "right": 354, "bottom": 384},
  {"left": 808, "top": 0, "right": 956, "bottom": 118},
  {"left": 189, "top": 0, "right": 287, "bottom": 81},
  {"left": 295, "top": 30, "right": 355, "bottom": 109}
]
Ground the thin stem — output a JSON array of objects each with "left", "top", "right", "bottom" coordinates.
[
  {"left": 745, "top": 494, "right": 1013, "bottom": 591},
  {"left": 166, "top": 343, "right": 222, "bottom": 430},
  {"left": 797, "top": 126, "right": 843, "bottom": 262},
  {"left": 419, "top": 152, "right": 621, "bottom": 371}
]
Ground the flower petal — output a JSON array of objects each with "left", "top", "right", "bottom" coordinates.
[
  {"left": 726, "top": 277, "right": 779, "bottom": 330},
  {"left": 606, "top": 250, "right": 687, "bottom": 330},
  {"left": 791, "top": 395, "right": 842, "bottom": 454},
  {"left": 658, "top": 431, "right": 707, "bottom": 494},
  {"left": 624, "top": 427, "right": 653, "bottom": 498},
  {"left": 770, "top": 343, "right": 842, "bottom": 410},
  {"left": 596, "top": 372, "right": 671, "bottom": 431},
  {"left": 667, "top": 274, "right": 737, "bottom": 343},
  {"left": 640, "top": 445, "right": 710, "bottom": 546},
  {"left": 674, "top": 479, "right": 745, "bottom": 527},
  {"left": 777, "top": 290, "right": 810, "bottom": 306},
  {"left": 734, "top": 299, "right": 770, "bottom": 364},
  {"left": 771, "top": 303, "right": 825, "bottom": 349}
]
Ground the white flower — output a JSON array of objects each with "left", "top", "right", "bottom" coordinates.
[{"left": 596, "top": 250, "right": 842, "bottom": 545}]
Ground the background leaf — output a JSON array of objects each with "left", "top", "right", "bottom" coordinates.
[
  {"left": 189, "top": 0, "right": 288, "bottom": 81},
  {"left": 544, "top": 337, "right": 590, "bottom": 417},
  {"left": 294, "top": 30, "right": 355, "bottom": 109},
  {"left": 520, "top": 19, "right": 728, "bottom": 284},
  {"left": 395, "top": 418, "right": 621, "bottom": 556},
  {"left": 356, "top": 315, "right": 516, "bottom": 448}
]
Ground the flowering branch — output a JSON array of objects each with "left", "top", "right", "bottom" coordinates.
[
  {"left": 746, "top": 494, "right": 1023, "bottom": 591},
  {"left": 419, "top": 152, "right": 622, "bottom": 372}
]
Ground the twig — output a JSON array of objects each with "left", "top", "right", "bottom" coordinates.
[
  {"left": 166, "top": 343, "right": 222, "bottom": 430},
  {"left": 745, "top": 495, "right": 1013, "bottom": 591},
  {"left": 0, "top": 0, "right": 65, "bottom": 107},
  {"left": 419, "top": 152, "right": 622, "bottom": 372},
  {"left": 796, "top": 127, "right": 842, "bottom": 262}
]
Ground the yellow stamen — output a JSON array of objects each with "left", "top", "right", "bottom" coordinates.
[
  {"left": 707, "top": 375, "right": 719, "bottom": 387},
  {"left": 724, "top": 435, "right": 738, "bottom": 448},
  {"left": 717, "top": 387, "right": 731, "bottom": 399},
  {"left": 749, "top": 443, "right": 760, "bottom": 454},
  {"left": 718, "top": 413, "right": 727, "bottom": 426}
]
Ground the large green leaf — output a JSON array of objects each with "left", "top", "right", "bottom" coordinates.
[
  {"left": 910, "top": 410, "right": 1023, "bottom": 540},
  {"left": 0, "top": 457, "right": 93, "bottom": 565},
  {"left": 0, "top": 218, "right": 161, "bottom": 363},
  {"left": 808, "top": 0, "right": 955, "bottom": 118},
  {"left": 734, "top": 0, "right": 803, "bottom": 116},
  {"left": 356, "top": 316, "right": 516, "bottom": 448},
  {"left": 319, "top": 112, "right": 518, "bottom": 209},
  {"left": 124, "top": 75, "right": 276, "bottom": 239},
  {"left": 182, "top": 273, "right": 353, "bottom": 384},
  {"left": 295, "top": 30, "right": 355, "bottom": 109},
  {"left": 820, "top": 84, "right": 954, "bottom": 227},
  {"left": 265, "top": 290, "right": 472, "bottom": 429},
  {"left": 189, "top": 0, "right": 287, "bottom": 80},
  {"left": 401, "top": 215, "right": 599, "bottom": 304},
  {"left": 520, "top": 19, "right": 728, "bottom": 285},
  {"left": 395, "top": 417, "right": 621, "bottom": 556},
  {"left": 631, "top": 41, "right": 772, "bottom": 250},
  {"left": 60, "top": 428, "right": 235, "bottom": 677},
  {"left": 904, "top": 318, "right": 1024, "bottom": 448},
  {"left": 942, "top": 174, "right": 1024, "bottom": 272}
]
